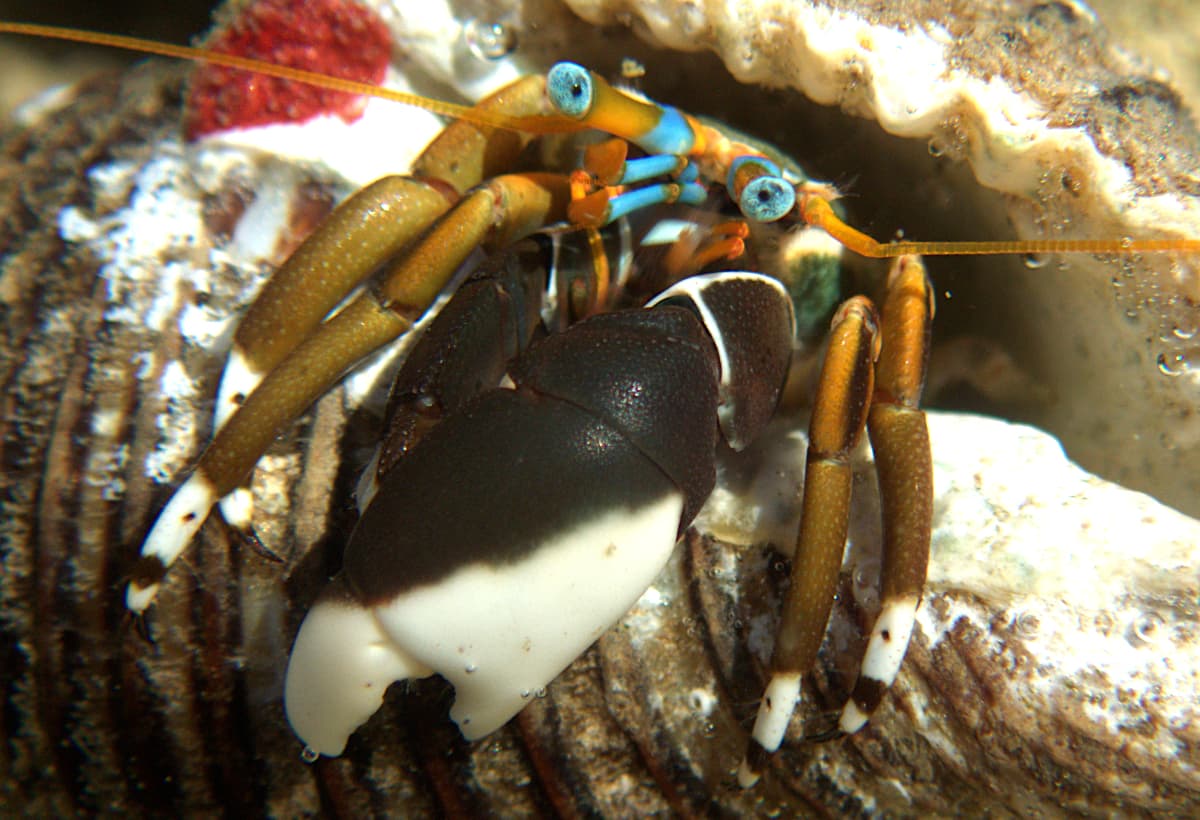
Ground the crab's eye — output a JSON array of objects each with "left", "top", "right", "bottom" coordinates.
[
  {"left": 728, "top": 156, "right": 795, "bottom": 223},
  {"left": 547, "top": 62, "right": 594, "bottom": 118},
  {"left": 739, "top": 176, "right": 795, "bottom": 223}
]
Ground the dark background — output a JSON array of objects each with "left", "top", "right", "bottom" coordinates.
[{"left": 0, "top": 1, "right": 218, "bottom": 115}]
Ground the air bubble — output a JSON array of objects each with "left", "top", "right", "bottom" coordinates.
[
  {"left": 1137, "top": 613, "right": 1164, "bottom": 641},
  {"left": 1012, "top": 611, "right": 1040, "bottom": 639},
  {"left": 1128, "top": 611, "right": 1165, "bottom": 647},
  {"left": 463, "top": 19, "right": 517, "bottom": 60},
  {"left": 1173, "top": 323, "right": 1198, "bottom": 340},
  {"left": 520, "top": 689, "right": 531, "bottom": 699},
  {"left": 300, "top": 746, "right": 319, "bottom": 764},
  {"left": 1022, "top": 253, "right": 1048, "bottom": 269},
  {"left": 927, "top": 138, "right": 946, "bottom": 158},
  {"left": 465, "top": 663, "right": 478, "bottom": 674},
  {"left": 535, "top": 687, "right": 547, "bottom": 698},
  {"left": 1157, "top": 351, "right": 1187, "bottom": 376}
]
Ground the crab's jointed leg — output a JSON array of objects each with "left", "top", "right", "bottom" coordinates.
[
  {"left": 212, "top": 75, "right": 558, "bottom": 527},
  {"left": 841, "top": 256, "right": 935, "bottom": 733},
  {"left": 128, "top": 168, "right": 572, "bottom": 613},
  {"left": 738, "top": 292, "right": 880, "bottom": 788}
]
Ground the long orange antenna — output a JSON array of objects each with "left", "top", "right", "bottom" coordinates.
[
  {"left": 0, "top": 21, "right": 578, "bottom": 134},
  {"left": 8, "top": 22, "right": 1198, "bottom": 258},
  {"left": 801, "top": 194, "right": 1200, "bottom": 258}
]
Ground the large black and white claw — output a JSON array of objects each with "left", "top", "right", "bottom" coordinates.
[{"left": 283, "top": 577, "right": 433, "bottom": 758}]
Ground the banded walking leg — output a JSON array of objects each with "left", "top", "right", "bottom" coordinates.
[
  {"left": 738, "top": 295, "right": 880, "bottom": 788},
  {"left": 128, "top": 172, "right": 571, "bottom": 613},
  {"left": 214, "top": 75, "right": 556, "bottom": 528},
  {"left": 840, "top": 256, "right": 934, "bottom": 733}
]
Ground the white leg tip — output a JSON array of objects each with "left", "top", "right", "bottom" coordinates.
[
  {"left": 125, "top": 581, "right": 159, "bottom": 614},
  {"left": 750, "top": 672, "right": 802, "bottom": 752},
  {"left": 860, "top": 596, "right": 920, "bottom": 683},
  {"left": 128, "top": 473, "right": 218, "bottom": 612},
  {"left": 219, "top": 486, "right": 254, "bottom": 531},
  {"left": 736, "top": 759, "right": 761, "bottom": 789},
  {"left": 840, "top": 700, "right": 869, "bottom": 734}
]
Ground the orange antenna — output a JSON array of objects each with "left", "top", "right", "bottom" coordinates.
[
  {"left": 7, "top": 21, "right": 1197, "bottom": 258},
  {"left": 0, "top": 21, "right": 579, "bottom": 134},
  {"left": 801, "top": 195, "right": 1200, "bottom": 258}
]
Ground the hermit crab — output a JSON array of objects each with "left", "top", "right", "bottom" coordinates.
[{"left": 4, "top": 1, "right": 1199, "bottom": 815}]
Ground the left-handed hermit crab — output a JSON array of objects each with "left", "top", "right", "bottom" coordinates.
[{"left": 3, "top": 7, "right": 1197, "bottom": 805}]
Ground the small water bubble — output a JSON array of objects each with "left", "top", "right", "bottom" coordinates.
[
  {"left": 535, "top": 687, "right": 547, "bottom": 699},
  {"left": 520, "top": 689, "right": 531, "bottom": 699},
  {"left": 465, "top": 663, "right": 478, "bottom": 674},
  {"left": 1012, "top": 611, "right": 1040, "bottom": 639},
  {"left": 1128, "top": 611, "right": 1165, "bottom": 647},
  {"left": 1173, "top": 323, "right": 1198, "bottom": 340},
  {"left": 703, "top": 721, "right": 717, "bottom": 737},
  {"left": 1137, "top": 612, "right": 1165, "bottom": 640},
  {"left": 1022, "top": 253, "right": 1048, "bottom": 269},
  {"left": 927, "top": 138, "right": 946, "bottom": 158},
  {"left": 1119, "top": 236, "right": 1134, "bottom": 250},
  {"left": 1157, "top": 351, "right": 1186, "bottom": 376},
  {"left": 300, "top": 746, "right": 319, "bottom": 764},
  {"left": 463, "top": 19, "right": 517, "bottom": 60}
]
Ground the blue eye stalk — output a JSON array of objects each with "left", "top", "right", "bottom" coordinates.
[{"left": 547, "top": 61, "right": 797, "bottom": 227}]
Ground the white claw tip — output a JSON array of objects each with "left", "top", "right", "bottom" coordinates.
[{"left": 284, "top": 594, "right": 432, "bottom": 757}]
